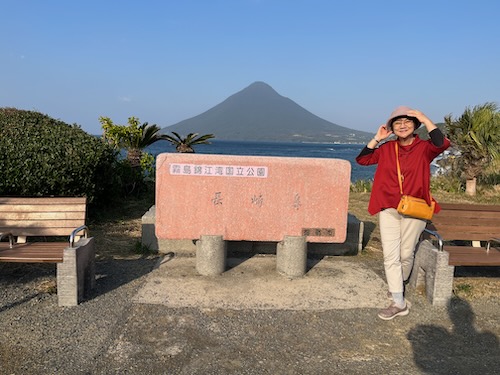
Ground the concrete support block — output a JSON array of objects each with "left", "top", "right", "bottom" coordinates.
[
  {"left": 57, "top": 237, "right": 96, "bottom": 307},
  {"left": 276, "top": 235, "right": 307, "bottom": 277},
  {"left": 141, "top": 205, "right": 159, "bottom": 251},
  {"left": 57, "top": 249, "right": 78, "bottom": 307},
  {"left": 409, "top": 240, "right": 454, "bottom": 307},
  {"left": 308, "top": 214, "right": 364, "bottom": 256},
  {"left": 196, "top": 235, "right": 227, "bottom": 276},
  {"left": 352, "top": 215, "right": 365, "bottom": 254},
  {"left": 342, "top": 213, "right": 364, "bottom": 254},
  {"left": 142, "top": 205, "right": 197, "bottom": 254}
]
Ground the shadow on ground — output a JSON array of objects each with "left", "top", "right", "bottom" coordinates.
[
  {"left": 90, "top": 257, "right": 158, "bottom": 300},
  {"left": 0, "top": 257, "right": 158, "bottom": 312},
  {"left": 408, "top": 297, "right": 500, "bottom": 374}
]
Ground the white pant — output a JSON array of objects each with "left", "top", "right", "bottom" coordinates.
[{"left": 379, "top": 208, "right": 427, "bottom": 293}]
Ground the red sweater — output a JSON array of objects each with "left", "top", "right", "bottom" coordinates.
[{"left": 356, "top": 135, "right": 451, "bottom": 215}]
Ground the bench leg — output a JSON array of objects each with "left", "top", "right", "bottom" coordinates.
[
  {"left": 57, "top": 237, "right": 96, "bottom": 307},
  {"left": 276, "top": 235, "right": 307, "bottom": 277},
  {"left": 196, "top": 235, "right": 227, "bottom": 276},
  {"left": 409, "top": 240, "right": 454, "bottom": 307}
]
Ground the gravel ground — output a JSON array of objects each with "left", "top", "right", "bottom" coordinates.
[{"left": 0, "top": 253, "right": 499, "bottom": 375}]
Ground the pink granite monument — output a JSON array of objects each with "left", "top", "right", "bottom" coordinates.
[{"left": 155, "top": 153, "right": 351, "bottom": 244}]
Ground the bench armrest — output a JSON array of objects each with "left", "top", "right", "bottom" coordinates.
[
  {"left": 69, "top": 225, "right": 90, "bottom": 247},
  {"left": 423, "top": 228, "right": 444, "bottom": 252},
  {"left": 486, "top": 238, "right": 500, "bottom": 252},
  {"left": 0, "top": 232, "right": 15, "bottom": 248}
]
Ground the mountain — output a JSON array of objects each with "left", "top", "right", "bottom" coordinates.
[{"left": 161, "top": 81, "right": 373, "bottom": 143}]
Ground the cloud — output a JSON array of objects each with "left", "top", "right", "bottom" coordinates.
[{"left": 119, "top": 96, "right": 132, "bottom": 102}]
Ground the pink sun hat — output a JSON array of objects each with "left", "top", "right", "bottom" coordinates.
[{"left": 386, "top": 105, "right": 421, "bottom": 130}]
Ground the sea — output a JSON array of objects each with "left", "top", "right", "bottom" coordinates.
[{"left": 145, "top": 140, "right": 376, "bottom": 182}]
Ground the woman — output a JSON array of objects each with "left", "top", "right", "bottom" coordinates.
[{"left": 356, "top": 106, "right": 450, "bottom": 320}]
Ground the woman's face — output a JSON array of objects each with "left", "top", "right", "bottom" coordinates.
[{"left": 391, "top": 117, "right": 415, "bottom": 138}]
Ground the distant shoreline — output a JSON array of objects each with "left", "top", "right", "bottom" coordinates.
[{"left": 146, "top": 140, "right": 376, "bottom": 182}]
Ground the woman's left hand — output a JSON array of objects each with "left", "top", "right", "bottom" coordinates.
[
  {"left": 407, "top": 109, "right": 430, "bottom": 124},
  {"left": 407, "top": 109, "right": 436, "bottom": 131}
]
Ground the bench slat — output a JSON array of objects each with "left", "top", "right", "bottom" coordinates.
[
  {"left": 435, "top": 209, "right": 499, "bottom": 216},
  {"left": 447, "top": 247, "right": 500, "bottom": 266},
  {"left": 0, "top": 205, "right": 86, "bottom": 214},
  {"left": 426, "top": 227, "right": 500, "bottom": 242},
  {"left": 0, "top": 227, "right": 83, "bottom": 237},
  {"left": 432, "top": 215, "right": 499, "bottom": 226},
  {"left": 0, "top": 197, "right": 86, "bottom": 205},
  {"left": 0, "top": 243, "right": 65, "bottom": 263},
  {"left": 0, "top": 226, "right": 84, "bottom": 237},
  {"left": 0, "top": 212, "right": 85, "bottom": 220},
  {"left": 439, "top": 203, "right": 500, "bottom": 212},
  {"left": 0, "top": 219, "right": 85, "bottom": 228},
  {"left": 432, "top": 219, "right": 498, "bottom": 230}
]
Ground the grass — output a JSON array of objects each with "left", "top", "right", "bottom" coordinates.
[
  {"left": 455, "top": 283, "right": 473, "bottom": 296},
  {"left": 88, "top": 187, "right": 156, "bottom": 260},
  {"left": 133, "top": 240, "right": 157, "bottom": 256}
]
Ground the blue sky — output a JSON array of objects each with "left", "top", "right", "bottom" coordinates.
[{"left": 2, "top": 0, "right": 499, "bottom": 135}]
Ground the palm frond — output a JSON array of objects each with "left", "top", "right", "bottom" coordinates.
[
  {"left": 445, "top": 102, "right": 500, "bottom": 180},
  {"left": 159, "top": 132, "right": 183, "bottom": 145},
  {"left": 140, "top": 123, "right": 161, "bottom": 147},
  {"left": 158, "top": 131, "right": 215, "bottom": 152}
]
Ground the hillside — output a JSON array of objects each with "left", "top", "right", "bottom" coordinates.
[{"left": 161, "top": 82, "right": 373, "bottom": 143}]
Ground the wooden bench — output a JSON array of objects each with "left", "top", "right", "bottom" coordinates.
[
  {"left": 0, "top": 197, "right": 95, "bottom": 306},
  {"left": 409, "top": 203, "right": 500, "bottom": 306},
  {"left": 424, "top": 203, "right": 500, "bottom": 265}
]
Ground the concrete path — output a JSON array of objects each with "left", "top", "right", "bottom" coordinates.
[{"left": 1, "top": 255, "right": 499, "bottom": 374}]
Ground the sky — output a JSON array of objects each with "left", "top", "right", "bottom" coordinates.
[{"left": 2, "top": 0, "right": 499, "bottom": 135}]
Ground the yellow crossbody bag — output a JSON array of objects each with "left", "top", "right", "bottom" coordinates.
[{"left": 395, "top": 143, "right": 435, "bottom": 221}]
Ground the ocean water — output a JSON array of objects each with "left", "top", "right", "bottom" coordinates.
[{"left": 146, "top": 140, "right": 376, "bottom": 182}]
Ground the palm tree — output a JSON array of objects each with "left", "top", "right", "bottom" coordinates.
[
  {"left": 100, "top": 116, "right": 162, "bottom": 167},
  {"left": 124, "top": 121, "right": 162, "bottom": 167},
  {"left": 160, "top": 132, "right": 215, "bottom": 153},
  {"left": 445, "top": 102, "right": 500, "bottom": 195}
]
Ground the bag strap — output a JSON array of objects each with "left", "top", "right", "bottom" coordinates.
[
  {"left": 395, "top": 142, "right": 434, "bottom": 202},
  {"left": 395, "top": 142, "right": 404, "bottom": 195}
]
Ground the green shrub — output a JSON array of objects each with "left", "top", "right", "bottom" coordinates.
[
  {"left": 431, "top": 169, "right": 500, "bottom": 200},
  {"left": 112, "top": 158, "right": 154, "bottom": 197},
  {"left": 0, "top": 108, "right": 118, "bottom": 203},
  {"left": 430, "top": 175, "right": 464, "bottom": 193},
  {"left": 479, "top": 170, "right": 500, "bottom": 186}
]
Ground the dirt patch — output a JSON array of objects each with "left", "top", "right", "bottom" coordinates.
[{"left": 134, "top": 256, "right": 389, "bottom": 310}]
